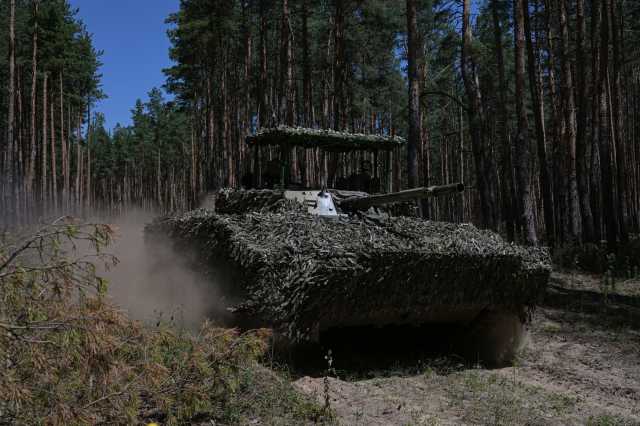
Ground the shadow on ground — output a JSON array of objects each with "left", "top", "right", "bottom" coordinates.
[
  {"left": 277, "top": 323, "right": 473, "bottom": 379},
  {"left": 543, "top": 279, "right": 640, "bottom": 329}
]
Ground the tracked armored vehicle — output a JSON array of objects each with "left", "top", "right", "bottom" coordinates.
[{"left": 147, "top": 127, "right": 551, "bottom": 366}]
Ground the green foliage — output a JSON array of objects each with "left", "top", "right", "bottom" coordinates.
[
  {"left": 89, "top": 89, "right": 193, "bottom": 213},
  {"left": 554, "top": 235, "right": 640, "bottom": 275},
  {"left": 0, "top": 220, "right": 326, "bottom": 424},
  {"left": 0, "top": 0, "right": 104, "bottom": 112}
]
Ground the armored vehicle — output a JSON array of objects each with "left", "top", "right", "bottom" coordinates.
[{"left": 148, "top": 127, "right": 551, "bottom": 366}]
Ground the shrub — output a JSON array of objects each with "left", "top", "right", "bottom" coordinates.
[{"left": 0, "top": 219, "right": 325, "bottom": 425}]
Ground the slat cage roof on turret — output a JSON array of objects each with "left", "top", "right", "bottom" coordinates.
[{"left": 246, "top": 126, "right": 406, "bottom": 152}]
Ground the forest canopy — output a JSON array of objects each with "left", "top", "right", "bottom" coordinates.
[{"left": 1, "top": 0, "right": 640, "bottom": 252}]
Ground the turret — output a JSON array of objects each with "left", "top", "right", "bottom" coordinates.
[{"left": 339, "top": 182, "right": 465, "bottom": 212}]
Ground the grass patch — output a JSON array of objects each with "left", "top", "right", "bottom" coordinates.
[{"left": 431, "top": 370, "right": 580, "bottom": 425}]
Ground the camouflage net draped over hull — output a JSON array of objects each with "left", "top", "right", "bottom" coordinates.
[
  {"left": 215, "top": 189, "right": 295, "bottom": 214},
  {"left": 246, "top": 126, "right": 406, "bottom": 151},
  {"left": 147, "top": 206, "right": 551, "bottom": 342},
  {"left": 215, "top": 188, "right": 420, "bottom": 217}
]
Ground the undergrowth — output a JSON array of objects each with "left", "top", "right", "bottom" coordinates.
[
  {"left": 0, "top": 218, "right": 327, "bottom": 425},
  {"left": 554, "top": 235, "right": 640, "bottom": 276}
]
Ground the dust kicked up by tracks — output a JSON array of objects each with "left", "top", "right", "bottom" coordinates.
[{"left": 98, "top": 210, "right": 236, "bottom": 330}]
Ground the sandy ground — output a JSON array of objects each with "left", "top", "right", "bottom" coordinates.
[{"left": 293, "top": 272, "right": 640, "bottom": 425}]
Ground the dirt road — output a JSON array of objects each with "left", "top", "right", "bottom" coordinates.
[{"left": 294, "top": 272, "right": 640, "bottom": 425}]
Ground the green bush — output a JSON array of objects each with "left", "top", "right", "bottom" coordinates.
[
  {"left": 0, "top": 219, "right": 326, "bottom": 425},
  {"left": 554, "top": 235, "right": 640, "bottom": 276}
]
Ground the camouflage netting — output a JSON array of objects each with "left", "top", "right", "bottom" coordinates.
[
  {"left": 214, "top": 189, "right": 299, "bottom": 214},
  {"left": 246, "top": 126, "right": 406, "bottom": 151},
  {"left": 214, "top": 188, "right": 420, "bottom": 217},
  {"left": 146, "top": 202, "right": 552, "bottom": 342}
]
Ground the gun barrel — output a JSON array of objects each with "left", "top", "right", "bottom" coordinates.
[{"left": 340, "top": 182, "right": 464, "bottom": 211}]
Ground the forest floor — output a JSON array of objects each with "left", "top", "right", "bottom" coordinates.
[{"left": 291, "top": 271, "right": 640, "bottom": 425}]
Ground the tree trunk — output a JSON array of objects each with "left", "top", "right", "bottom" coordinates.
[
  {"left": 544, "top": 0, "right": 565, "bottom": 243},
  {"left": 333, "top": 0, "right": 345, "bottom": 130},
  {"left": 60, "top": 72, "right": 68, "bottom": 209},
  {"left": 280, "top": 0, "right": 294, "bottom": 126},
  {"left": 42, "top": 73, "right": 48, "bottom": 207},
  {"left": 258, "top": 0, "right": 269, "bottom": 127},
  {"left": 575, "top": 0, "right": 595, "bottom": 242},
  {"left": 86, "top": 101, "right": 91, "bottom": 210},
  {"left": 590, "top": 0, "right": 603, "bottom": 240},
  {"left": 302, "top": 0, "right": 313, "bottom": 126},
  {"left": 609, "top": 0, "right": 628, "bottom": 243},
  {"left": 26, "top": 0, "right": 39, "bottom": 197},
  {"left": 558, "top": 0, "right": 581, "bottom": 242},
  {"left": 491, "top": 0, "right": 515, "bottom": 241},
  {"left": 51, "top": 95, "right": 58, "bottom": 210},
  {"left": 6, "top": 0, "right": 16, "bottom": 217},
  {"left": 76, "top": 112, "right": 82, "bottom": 205},
  {"left": 406, "top": 0, "right": 421, "bottom": 189},
  {"left": 598, "top": 0, "right": 617, "bottom": 251},
  {"left": 514, "top": 0, "right": 537, "bottom": 245},
  {"left": 524, "top": 0, "right": 554, "bottom": 245},
  {"left": 461, "top": 0, "right": 495, "bottom": 230}
]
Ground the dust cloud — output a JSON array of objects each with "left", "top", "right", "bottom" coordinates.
[{"left": 99, "top": 210, "right": 233, "bottom": 331}]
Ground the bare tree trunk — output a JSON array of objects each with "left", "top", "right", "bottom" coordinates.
[
  {"left": 86, "top": 101, "right": 91, "bottom": 210},
  {"left": 156, "top": 151, "right": 162, "bottom": 210},
  {"left": 575, "top": 0, "right": 595, "bottom": 242},
  {"left": 598, "top": 0, "right": 617, "bottom": 251},
  {"left": 60, "top": 72, "right": 68, "bottom": 209},
  {"left": 6, "top": 0, "right": 16, "bottom": 218},
  {"left": 461, "top": 0, "right": 496, "bottom": 230},
  {"left": 26, "top": 1, "right": 39, "bottom": 197},
  {"left": 41, "top": 73, "right": 48, "bottom": 207},
  {"left": 558, "top": 0, "right": 581, "bottom": 242},
  {"left": 491, "top": 0, "right": 515, "bottom": 241},
  {"left": 16, "top": 67, "right": 23, "bottom": 220},
  {"left": 322, "top": 21, "right": 334, "bottom": 129},
  {"left": 514, "top": 0, "right": 537, "bottom": 245},
  {"left": 406, "top": 0, "right": 421, "bottom": 189},
  {"left": 524, "top": 0, "right": 554, "bottom": 245},
  {"left": 279, "top": 0, "right": 294, "bottom": 126},
  {"left": 258, "top": 0, "right": 269, "bottom": 127},
  {"left": 590, "top": 0, "right": 603, "bottom": 240},
  {"left": 191, "top": 120, "right": 197, "bottom": 202},
  {"left": 76, "top": 112, "right": 81, "bottom": 206},
  {"left": 544, "top": 0, "right": 564, "bottom": 243},
  {"left": 302, "top": 0, "right": 313, "bottom": 126},
  {"left": 333, "top": 0, "right": 345, "bottom": 130},
  {"left": 609, "top": 0, "right": 628, "bottom": 243},
  {"left": 50, "top": 95, "right": 58, "bottom": 210}
]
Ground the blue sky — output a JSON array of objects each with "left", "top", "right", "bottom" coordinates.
[{"left": 69, "top": 0, "right": 179, "bottom": 129}]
